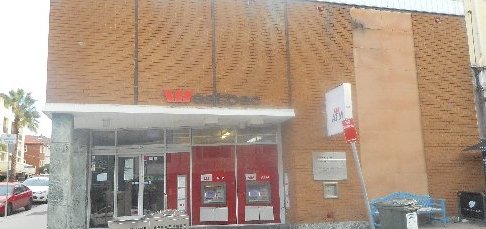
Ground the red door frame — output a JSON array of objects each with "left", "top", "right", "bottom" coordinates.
[{"left": 166, "top": 152, "right": 191, "bottom": 218}]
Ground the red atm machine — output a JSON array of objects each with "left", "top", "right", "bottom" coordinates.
[
  {"left": 237, "top": 145, "right": 280, "bottom": 224},
  {"left": 192, "top": 145, "right": 279, "bottom": 225},
  {"left": 192, "top": 146, "right": 236, "bottom": 225}
]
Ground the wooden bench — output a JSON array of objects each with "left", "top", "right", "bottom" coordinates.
[{"left": 369, "top": 192, "right": 447, "bottom": 228}]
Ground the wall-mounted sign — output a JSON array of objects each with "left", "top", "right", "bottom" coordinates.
[
  {"left": 312, "top": 152, "right": 347, "bottom": 181},
  {"left": 164, "top": 89, "right": 192, "bottom": 103},
  {"left": 245, "top": 173, "right": 256, "bottom": 181},
  {"left": 201, "top": 174, "right": 213, "bottom": 182},
  {"left": 193, "top": 93, "right": 260, "bottom": 106},
  {"left": 163, "top": 89, "right": 261, "bottom": 106},
  {"left": 324, "top": 83, "right": 353, "bottom": 136},
  {"left": 0, "top": 134, "right": 17, "bottom": 144}
]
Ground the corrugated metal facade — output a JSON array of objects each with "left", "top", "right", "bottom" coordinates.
[{"left": 313, "top": 0, "right": 464, "bottom": 15}]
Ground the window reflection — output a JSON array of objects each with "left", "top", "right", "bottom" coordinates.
[
  {"left": 143, "top": 156, "right": 165, "bottom": 214},
  {"left": 90, "top": 155, "right": 115, "bottom": 227},
  {"left": 117, "top": 156, "right": 140, "bottom": 216},
  {"left": 92, "top": 131, "right": 115, "bottom": 146},
  {"left": 117, "top": 129, "right": 164, "bottom": 146}
]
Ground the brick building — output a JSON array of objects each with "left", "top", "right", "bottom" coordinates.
[
  {"left": 24, "top": 135, "right": 50, "bottom": 174},
  {"left": 44, "top": 0, "right": 484, "bottom": 228}
]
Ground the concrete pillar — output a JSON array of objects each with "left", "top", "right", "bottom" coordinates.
[
  {"left": 71, "top": 129, "right": 90, "bottom": 228},
  {"left": 48, "top": 114, "right": 89, "bottom": 229}
]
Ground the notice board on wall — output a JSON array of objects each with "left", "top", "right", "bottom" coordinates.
[{"left": 312, "top": 152, "right": 347, "bottom": 181}]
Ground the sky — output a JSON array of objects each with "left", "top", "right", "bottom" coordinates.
[{"left": 0, "top": 1, "right": 51, "bottom": 137}]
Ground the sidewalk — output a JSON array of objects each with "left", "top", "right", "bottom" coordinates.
[
  {"left": 421, "top": 220, "right": 486, "bottom": 228},
  {"left": 0, "top": 203, "right": 47, "bottom": 229}
]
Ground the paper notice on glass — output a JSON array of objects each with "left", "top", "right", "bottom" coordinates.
[
  {"left": 177, "top": 175, "right": 186, "bottom": 187},
  {"left": 124, "top": 158, "right": 134, "bottom": 180},
  {"left": 97, "top": 173, "right": 107, "bottom": 182}
]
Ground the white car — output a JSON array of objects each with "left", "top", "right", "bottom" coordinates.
[{"left": 22, "top": 177, "right": 49, "bottom": 203}]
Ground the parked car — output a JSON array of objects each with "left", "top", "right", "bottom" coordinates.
[
  {"left": 0, "top": 182, "right": 33, "bottom": 216},
  {"left": 23, "top": 177, "right": 49, "bottom": 203}
]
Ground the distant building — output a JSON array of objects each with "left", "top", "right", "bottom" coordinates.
[
  {"left": 0, "top": 97, "right": 34, "bottom": 180},
  {"left": 24, "top": 135, "right": 51, "bottom": 174},
  {"left": 0, "top": 97, "right": 15, "bottom": 179}
]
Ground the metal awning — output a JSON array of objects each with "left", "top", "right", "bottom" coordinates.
[{"left": 43, "top": 103, "right": 295, "bottom": 129}]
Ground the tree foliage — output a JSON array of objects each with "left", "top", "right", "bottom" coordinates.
[
  {"left": 39, "top": 164, "right": 49, "bottom": 174},
  {"left": 1, "top": 89, "right": 40, "bottom": 181}
]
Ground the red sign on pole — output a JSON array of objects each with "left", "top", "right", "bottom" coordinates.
[{"left": 342, "top": 118, "right": 358, "bottom": 143}]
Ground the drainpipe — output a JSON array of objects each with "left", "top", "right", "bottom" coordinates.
[
  {"left": 464, "top": 0, "right": 486, "bottom": 137},
  {"left": 464, "top": 0, "right": 486, "bottom": 190}
]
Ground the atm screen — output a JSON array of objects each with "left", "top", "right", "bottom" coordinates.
[
  {"left": 202, "top": 182, "right": 226, "bottom": 205},
  {"left": 246, "top": 181, "right": 271, "bottom": 204}
]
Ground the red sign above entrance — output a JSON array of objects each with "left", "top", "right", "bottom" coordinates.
[
  {"left": 163, "top": 89, "right": 261, "bottom": 106},
  {"left": 164, "top": 89, "right": 192, "bottom": 103},
  {"left": 342, "top": 118, "right": 358, "bottom": 143}
]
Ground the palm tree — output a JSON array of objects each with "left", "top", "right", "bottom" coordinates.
[{"left": 1, "top": 89, "right": 40, "bottom": 181}]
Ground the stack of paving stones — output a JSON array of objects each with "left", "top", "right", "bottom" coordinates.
[
  {"left": 147, "top": 210, "right": 189, "bottom": 229},
  {"left": 108, "top": 210, "right": 189, "bottom": 229}
]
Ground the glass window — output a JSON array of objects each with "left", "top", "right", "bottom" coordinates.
[
  {"left": 0, "top": 185, "right": 13, "bottom": 195},
  {"left": 14, "top": 186, "right": 23, "bottom": 194},
  {"left": 143, "top": 156, "right": 165, "bottom": 214},
  {"left": 246, "top": 181, "right": 271, "bottom": 204},
  {"left": 166, "top": 129, "right": 190, "bottom": 145},
  {"left": 117, "top": 129, "right": 164, "bottom": 146},
  {"left": 117, "top": 156, "right": 140, "bottom": 216},
  {"left": 90, "top": 155, "right": 115, "bottom": 227},
  {"left": 92, "top": 131, "right": 115, "bottom": 146},
  {"left": 192, "top": 128, "right": 235, "bottom": 145},
  {"left": 237, "top": 126, "right": 277, "bottom": 144},
  {"left": 201, "top": 182, "right": 226, "bottom": 205},
  {"left": 23, "top": 178, "right": 49, "bottom": 186}
]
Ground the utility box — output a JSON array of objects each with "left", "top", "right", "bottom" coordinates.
[
  {"left": 378, "top": 203, "right": 419, "bottom": 229},
  {"left": 458, "top": 191, "right": 486, "bottom": 220}
]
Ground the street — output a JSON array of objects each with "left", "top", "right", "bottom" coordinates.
[{"left": 0, "top": 203, "right": 47, "bottom": 229}]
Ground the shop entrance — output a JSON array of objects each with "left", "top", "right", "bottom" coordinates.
[
  {"left": 89, "top": 153, "right": 167, "bottom": 227},
  {"left": 87, "top": 127, "right": 282, "bottom": 227},
  {"left": 116, "top": 154, "right": 166, "bottom": 216}
]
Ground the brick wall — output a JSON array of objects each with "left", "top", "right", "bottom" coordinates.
[
  {"left": 137, "top": 0, "right": 213, "bottom": 105},
  {"left": 46, "top": 0, "right": 483, "bottom": 223},
  {"left": 47, "top": 0, "right": 134, "bottom": 104},
  {"left": 351, "top": 9, "right": 429, "bottom": 198},
  {"left": 412, "top": 13, "right": 485, "bottom": 214},
  {"left": 214, "top": 0, "right": 289, "bottom": 108},
  {"left": 282, "top": 2, "right": 365, "bottom": 223},
  {"left": 24, "top": 144, "right": 43, "bottom": 174}
]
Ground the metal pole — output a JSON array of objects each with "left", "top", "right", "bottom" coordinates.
[
  {"left": 5, "top": 143, "right": 9, "bottom": 217},
  {"left": 350, "top": 142, "right": 375, "bottom": 229}
]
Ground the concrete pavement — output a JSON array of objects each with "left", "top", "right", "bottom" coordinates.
[
  {"left": 421, "top": 220, "right": 486, "bottom": 229},
  {"left": 0, "top": 203, "right": 47, "bottom": 229}
]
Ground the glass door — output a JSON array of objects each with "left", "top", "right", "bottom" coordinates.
[
  {"left": 89, "top": 155, "right": 115, "bottom": 227},
  {"left": 117, "top": 155, "right": 141, "bottom": 216},
  {"left": 143, "top": 155, "right": 165, "bottom": 214}
]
